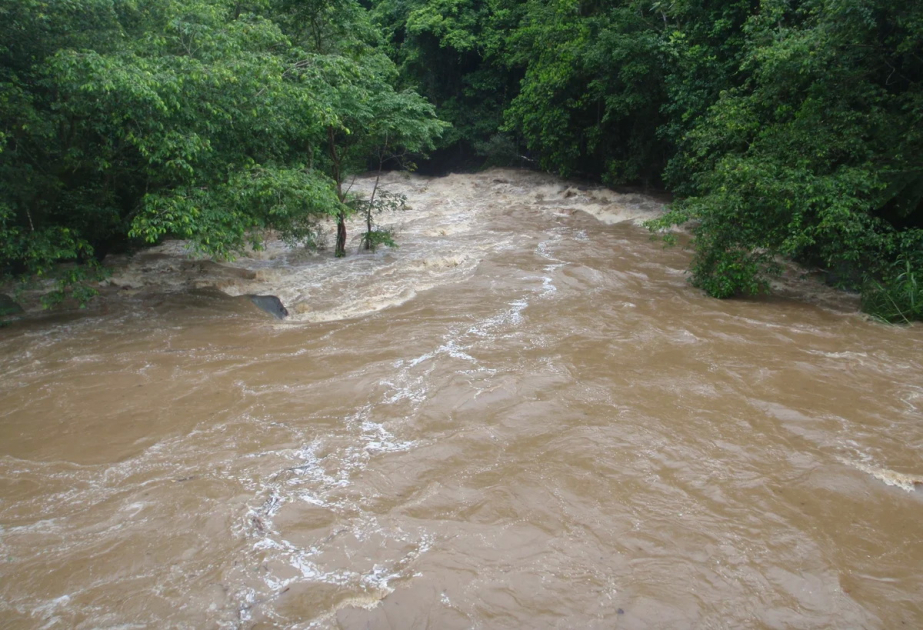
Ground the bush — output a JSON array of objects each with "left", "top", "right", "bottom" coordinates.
[{"left": 360, "top": 228, "right": 399, "bottom": 251}]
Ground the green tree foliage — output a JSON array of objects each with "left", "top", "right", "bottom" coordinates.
[
  {"left": 0, "top": 0, "right": 444, "bottom": 299},
  {"left": 503, "top": 0, "right": 669, "bottom": 185},
  {"left": 294, "top": 51, "right": 446, "bottom": 255},
  {"left": 651, "top": 0, "right": 923, "bottom": 312},
  {"left": 371, "top": 0, "right": 522, "bottom": 167},
  {"left": 354, "top": 189, "right": 407, "bottom": 252}
]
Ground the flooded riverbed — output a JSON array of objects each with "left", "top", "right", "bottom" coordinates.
[{"left": 1, "top": 169, "right": 922, "bottom": 629}]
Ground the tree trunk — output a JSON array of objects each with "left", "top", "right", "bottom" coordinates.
[
  {"left": 328, "top": 125, "right": 346, "bottom": 257},
  {"left": 364, "top": 152, "right": 383, "bottom": 251},
  {"left": 335, "top": 212, "right": 347, "bottom": 257},
  {"left": 364, "top": 213, "right": 372, "bottom": 250}
]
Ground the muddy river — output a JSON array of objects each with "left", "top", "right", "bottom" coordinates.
[{"left": 1, "top": 170, "right": 922, "bottom": 629}]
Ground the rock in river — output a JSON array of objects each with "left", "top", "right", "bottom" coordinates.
[{"left": 249, "top": 295, "right": 289, "bottom": 319}]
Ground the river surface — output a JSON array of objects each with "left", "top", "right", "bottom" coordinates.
[{"left": 1, "top": 169, "right": 922, "bottom": 629}]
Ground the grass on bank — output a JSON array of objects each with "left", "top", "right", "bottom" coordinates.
[{"left": 862, "top": 260, "right": 923, "bottom": 324}]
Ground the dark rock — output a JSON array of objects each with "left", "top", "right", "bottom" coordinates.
[
  {"left": 249, "top": 295, "right": 289, "bottom": 319},
  {"left": 0, "top": 294, "right": 24, "bottom": 317}
]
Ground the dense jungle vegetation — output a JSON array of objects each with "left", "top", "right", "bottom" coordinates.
[{"left": 2, "top": 0, "right": 922, "bottom": 320}]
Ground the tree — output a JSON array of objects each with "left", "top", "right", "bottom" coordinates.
[
  {"left": 266, "top": 0, "right": 447, "bottom": 257},
  {"left": 502, "top": 0, "right": 669, "bottom": 185},
  {"left": 371, "top": 0, "right": 523, "bottom": 169},
  {"left": 1, "top": 0, "right": 342, "bottom": 290},
  {"left": 649, "top": 0, "right": 923, "bottom": 316},
  {"left": 293, "top": 49, "right": 446, "bottom": 257},
  {"left": 0, "top": 0, "right": 445, "bottom": 301}
]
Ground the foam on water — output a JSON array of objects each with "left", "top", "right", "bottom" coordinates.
[{"left": 839, "top": 457, "right": 923, "bottom": 493}]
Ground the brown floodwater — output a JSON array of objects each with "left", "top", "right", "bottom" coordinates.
[{"left": 1, "top": 170, "right": 922, "bottom": 629}]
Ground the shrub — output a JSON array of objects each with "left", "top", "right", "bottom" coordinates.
[{"left": 861, "top": 260, "right": 923, "bottom": 323}]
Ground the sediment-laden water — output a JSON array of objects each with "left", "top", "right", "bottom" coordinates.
[{"left": 1, "top": 169, "right": 921, "bottom": 629}]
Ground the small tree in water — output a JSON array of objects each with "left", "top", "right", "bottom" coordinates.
[
  {"left": 351, "top": 188, "right": 407, "bottom": 252},
  {"left": 299, "top": 55, "right": 447, "bottom": 256},
  {"left": 349, "top": 139, "right": 415, "bottom": 252}
]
